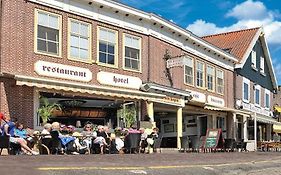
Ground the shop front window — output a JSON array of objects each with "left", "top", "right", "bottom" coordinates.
[{"left": 247, "top": 119, "right": 254, "bottom": 140}]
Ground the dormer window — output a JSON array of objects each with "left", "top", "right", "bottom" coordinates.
[{"left": 251, "top": 50, "right": 257, "bottom": 70}]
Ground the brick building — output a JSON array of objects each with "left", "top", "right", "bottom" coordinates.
[{"left": 0, "top": 0, "right": 241, "bottom": 148}]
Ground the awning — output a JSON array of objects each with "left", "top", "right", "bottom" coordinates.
[
  {"left": 256, "top": 115, "right": 277, "bottom": 124},
  {"left": 204, "top": 104, "right": 233, "bottom": 112},
  {"left": 15, "top": 75, "right": 166, "bottom": 101},
  {"left": 275, "top": 106, "right": 281, "bottom": 113},
  {"left": 273, "top": 124, "right": 281, "bottom": 133}
]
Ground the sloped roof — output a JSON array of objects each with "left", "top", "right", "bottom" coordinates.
[{"left": 202, "top": 28, "right": 260, "bottom": 62}]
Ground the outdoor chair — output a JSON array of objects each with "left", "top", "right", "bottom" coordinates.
[
  {"left": 179, "top": 136, "right": 189, "bottom": 152},
  {"left": 50, "top": 130, "right": 63, "bottom": 154},
  {"left": 224, "top": 139, "right": 236, "bottom": 152},
  {"left": 0, "top": 135, "right": 10, "bottom": 155},
  {"left": 124, "top": 133, "right": 141, "bottom": 154},
  {"left": 153, "top": 135, "right": 162, "bottom": 153},
  {"left": 236, "top": 139, "right": 247, "bottom": 152}
]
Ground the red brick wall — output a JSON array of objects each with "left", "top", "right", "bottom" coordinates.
[{"left": 0, "top": 77, "right": 34, "bottom": 127}]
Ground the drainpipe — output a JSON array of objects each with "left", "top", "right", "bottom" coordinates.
[{"left": 147, "top": 36, "right": 151, "bottom": 83}]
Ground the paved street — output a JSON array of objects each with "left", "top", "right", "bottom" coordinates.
[{"left": 1, "top": 152, "right": 281, "bottom": 175}]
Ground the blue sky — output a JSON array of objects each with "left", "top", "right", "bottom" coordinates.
[{"left": 120, "top": 0, "right": 281, "bottom": 84}]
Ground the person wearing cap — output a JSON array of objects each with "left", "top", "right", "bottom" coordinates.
[{"left": 1, "top": 116, "right": 39, "bottom": 155}]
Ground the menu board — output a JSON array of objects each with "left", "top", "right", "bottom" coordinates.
[{"left": 205, "top": 129, "right": 222, "bottom": 149}]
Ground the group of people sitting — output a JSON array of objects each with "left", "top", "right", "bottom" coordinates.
[{"left": 0, "top": 113, "right": 160, "bottom": 155}]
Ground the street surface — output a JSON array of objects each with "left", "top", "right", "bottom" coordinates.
[{"left": 1, "top": 152, "right": 281, "bottom": 175}]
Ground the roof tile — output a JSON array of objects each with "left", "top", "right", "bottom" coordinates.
[{"left": 202, "top": 27, "right": 260, "bottom": 62}]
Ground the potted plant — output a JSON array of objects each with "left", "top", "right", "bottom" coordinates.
[
  {"left": 123, "top": 105, "right": 137, "bottom": 128},
  {"left": 37, "top": 97, "right": 61, "bottom": 124}
]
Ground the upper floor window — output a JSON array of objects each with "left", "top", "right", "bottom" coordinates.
[
  {"left": 251, "top": 50, "right": 257, "bottom": 69},
  {"left": 254, "top": 85, "right": 261, "bottom": 106},
  {"left": 124, "top": 34, "right": 141, "bottom": 71},
  {"left": 184, "top": 57, "right": 194, "bottom": 86},
  {"left": 35, "top": 10, "right": 61, "bottom": 56},
  {"left": 243, "top": 78, "right": 250, "bottom": 102},
  {"left": 265, "top": 89, "right": 270, "bottom": 109},
  {"left": 206, "top": 65, "right": 215, "bottom": 91},
  {"left": 69, "top": 19, "right": 91, "bottom": 62},
  {"left": 98, "top": 27, "right": 117, "bottom": 66},
  {"left": 260, "top": 56, "right": 265, "bottom": 74},
  {"left": 196, "top": 61, "right": 204, "bottom": 88},
  {"left": 216, "top": 69, "right": 224, "bottom": 94}
]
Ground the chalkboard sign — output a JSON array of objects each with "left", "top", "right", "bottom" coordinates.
[{"left": 205, "top": 129, "right": 222, "bottom": 149}]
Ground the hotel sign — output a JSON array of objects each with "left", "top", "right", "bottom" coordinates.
[
  {"left": 242, "top": 102, "right": 270, "bottom": 116},
  {"left": 188, "top": 90, "right": 206, "bottom": 103},
  {"left": 97, "top": 71, "right": 142, "bottom": 89},
  {"left": 34, "top": 61, "right": 92, "bottom": 82},
  {"left": 207, "top": 95, "right": 225, "bottom": 107}
]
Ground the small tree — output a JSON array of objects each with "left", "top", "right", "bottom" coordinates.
[
  {"left": 123, "top": 105, "right": 137, "bottom": 128},
  {"left": 37, "top": 97, "right": 61, "bottom": 124}
]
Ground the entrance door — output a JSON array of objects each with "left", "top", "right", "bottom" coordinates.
[
  {"left": 237, "top": 115, "right": 243, "bottom": 141},
  {"left": 198, "top": 116, "right": 207, "bottom": 136}
]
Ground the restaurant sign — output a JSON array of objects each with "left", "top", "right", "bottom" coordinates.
[
  {"left": 97, "top": 71, "right": 142, "bottom": 89},
  {"left": 242, "top": 102, "right": 270, "bottom": 116},
  {"left": 207, "top": 95, "right": 225, "bottom": 107},
  {"left": 34, "top": 61, "right": 92, "bottom": 82}
]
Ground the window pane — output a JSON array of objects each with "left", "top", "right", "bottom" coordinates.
[
  {"left": 244, "top": 83, "right": 249, "bottom": 100},
  {"left": 71, "top": 35, "right": 79, "bottom": 47},
  {"left": 38, "top": 26, "right": 47, "bottom": 39},
  {"left": 99, "top": 42, "right": 107, "bottom": 52},
  {"left": 80, "top": 49, "right": 88, "bottom": 60},
  {"left": 80, "top": 37, "right": 88, "bottom": 50},
  {"left": 125, "top": 58, "right": 131, "bottom": 68},
  {"left": 131, "top": 59, "right": 139, "bottom": 69},
  {"left": 99, "top": 53, "right": 106, "bottom": 63},
  {"left": 108, "top": 54, "right": 115, "bottom": 65},
  {"left": 38, "top": 12, "right": 48, "bottom": 27},
  {"left": 132, "top": 37, "right": 139, "bottom": 48},
  {"left": 185, "top": 57, "right": 192, "bottom": 67},
  {"left": 47, "top": 29, "right": 59, "bottom": 42},
  {"left": 125, "top": 35, "right": 132, "bottom": 46},
  {"left": 49, "top": 15, "right": 58, "bottom": 29},
  {"left": 70, "top": 47, "right": 79, "bottom": 58},
  {"left": 37, "top": 39, "right": 47, "bottom": 52},
  {"left": 108, "top": 44, "right": 114, "bottom": 54},
  {"left": 71, "top": 21, "right": 79, "bottom": 34},
  {"left": 108, "top": 31, "right": 116, "bottom": 43},
  {"left": 125, "top": 47, "right": 130, "bottom": 57},
  {"left": 48, "top": 41, "right": 58, "bottom": 54},
  {"left": 99, "top": 29, "right": 107, "bottom": 41},
  {"left": 80, "top": 24, "right": 88, "bottom": 37}
]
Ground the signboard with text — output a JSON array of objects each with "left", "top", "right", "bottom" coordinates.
[
  {"left": 97, "top": 71, "right": 142, "bottom": 89},
  {"left": 205, "top": 128, "right": 223, "bottom": 149},
  {"left": 207, "top": 95, "right": 225, "bottom": 107},
  {"left": 34, "top": 61, "right": 92, "bottom": 82}
]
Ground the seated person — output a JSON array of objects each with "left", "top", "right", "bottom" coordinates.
[
  {"left": 81, "top": 123, "right": 96, "bottom": 150},
  {"left": 139, "top": 128, "right": 148, "bottom": 153},
  {"left": 93, "top": 125, "right": 108, "bottom": 154},
  {"left": 146, "top": 127, "right": 159, "bottom": 153},
  {"left": 41, "top": 123, "right": 52, "bottom": 138},
  {"left": 1, "top": 116, "right": 39, "bottom": 155}
]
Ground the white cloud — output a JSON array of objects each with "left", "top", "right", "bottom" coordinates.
[
  {"left": 186, "top": 0, "right": 281, "bottom": 45},
  {"left": 226, "top": 0, "right": 268, "bottom": 20}
]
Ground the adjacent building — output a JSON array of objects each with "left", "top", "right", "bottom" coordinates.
[{"left": 203, "top": 27, "right": 278, "bottom": 150}]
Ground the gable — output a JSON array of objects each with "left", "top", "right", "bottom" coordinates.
[{"left": 236, "top": 39, "right": 274, "bottom": 91}]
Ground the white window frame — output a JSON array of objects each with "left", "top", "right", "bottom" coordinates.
[
  {"left": 184, "top": 57, "right": 194, "bottom": 86},
  {"left": 242, "top": 77, "right": 250, "bottom": 103},
  {"left": 68, "top": 18, "right": 92, "bottom": 63},
  {"left": 216, "top": 69, "right": 224, "bottom": 95},
  {"left": 251, "top": 50, "right": 257, "bottom": 70},
  {"left": 196, "top": 61, "right": 205, "bottom": 88},
  {"left": 206, "top": 65, "right": 215, "bottom": 91},
  {"left": 264, "top": 89, "right": 270, "bottom": 109},
  {"left": 254, "top": 84, "right": 261, "bottom": 106},
  {"left": 260, "top": 56, "right": 265, "bottom": 75},
  {"left": 34, "top": 9, "right": 62, "bottom": 57},
  {"left": 97, "top": 26, "right": 118, "bottom": 67},
  {"left": 123, "top": 33, "right": 142, "bottom": 72}
]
